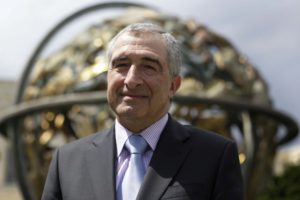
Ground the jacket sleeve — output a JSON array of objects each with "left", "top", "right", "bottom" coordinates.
[
  {"left": 212, "top": 141, "right": 245, "bottom": 200},
  {"left": 41, "top": 149, "right": 63, "bottom": 200}
]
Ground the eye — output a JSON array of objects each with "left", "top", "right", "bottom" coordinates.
[
  {"left": 112, "top": 62, "right": 130, "bottom": 72},
  {"left": 142, "top": 64, "right": 159, "bottom": 76},
  {"left": 115, "top": 63, "right": 129, "bottom": 68},
  {"left": 144, "top": 65, "right": 156, "bottom": 70},
  {"left": 111, "top": 57, "right": 130, "bottom": 70}
]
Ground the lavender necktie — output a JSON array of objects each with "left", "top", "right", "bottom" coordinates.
[{"left": 118, "top": 135, "right": 148, "bottom": 200}]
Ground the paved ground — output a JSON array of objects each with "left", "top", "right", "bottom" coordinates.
[{"left": 0, "top": 184, "right": 22, "bottom": 200}]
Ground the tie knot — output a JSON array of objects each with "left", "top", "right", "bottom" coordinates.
[{"left": 125, "top": 135, "right": 148, "bottom": 154}]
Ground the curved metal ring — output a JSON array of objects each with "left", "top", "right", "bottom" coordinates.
[{"left": 1, "top": 92, "right": 298, "bottom": 145}]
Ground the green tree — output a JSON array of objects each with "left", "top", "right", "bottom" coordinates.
[{"left": 260, "top": 164, "right": 300, "bottom": 200}]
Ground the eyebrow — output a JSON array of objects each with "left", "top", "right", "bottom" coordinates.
[
  {"left": 142, "top": 57, "right": 163, "bottom": 70},
  {"left": 111, "top": 56, "right": 163, "bottom": 70},
  {"left": 111, "top": 57, "right": 129, "bottom": 66}
]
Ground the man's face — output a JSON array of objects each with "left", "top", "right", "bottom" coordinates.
[{"left": 107, "top": 32, "right": 181, "bottom": 132}]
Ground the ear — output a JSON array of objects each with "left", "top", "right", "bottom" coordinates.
[{"left": 169, "top": 76, "right": 181, "bottom": 98}]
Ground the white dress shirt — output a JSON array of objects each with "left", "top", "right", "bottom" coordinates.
[{"left": 115, "top": 114, "right": 169, "bottom": 189}]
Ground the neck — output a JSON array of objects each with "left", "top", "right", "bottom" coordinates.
[{"left": 117, "top": 113, "right": 168, "bottom": 133}]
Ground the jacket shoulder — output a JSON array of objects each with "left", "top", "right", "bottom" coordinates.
[
  {"left": 58, "top": 129, "right": 111, "bottom": 154},
  {"left": 186, "top": 124, "right": 233, "bottom": 141}
]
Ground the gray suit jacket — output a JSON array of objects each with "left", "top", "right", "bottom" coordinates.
[{"left": 42, "top": 116, "right": 244, "bottom": 200}]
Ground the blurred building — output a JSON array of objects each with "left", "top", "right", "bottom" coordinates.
[
  {"left": 0, "top": 80, "right": 22, "bottom": 199},
  {"left": 0, "top": 79, "right": 17, "bottom": 184},
  {"left": 274, "top": 145, "right": 300, "bottom": 174},
  {"left": 0, "top": 80, "right": 17, "bottom": 109}
]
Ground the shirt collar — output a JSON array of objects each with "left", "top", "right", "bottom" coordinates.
[{"left": 115, "top": 114, "right": 169, "bottom": 156}]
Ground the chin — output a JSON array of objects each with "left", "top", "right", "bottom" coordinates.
[{"left": 117, "top": 107, "right": 145, "bottom": 118}]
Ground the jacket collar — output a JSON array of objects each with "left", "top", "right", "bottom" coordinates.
[
  {"left": 85, "top": 128, "right": 116, "bottom": 200},
  {"left": 137, "top": 116, "right": 192, "bottom": 200}
]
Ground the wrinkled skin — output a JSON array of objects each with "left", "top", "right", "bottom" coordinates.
[{"left": 107, "top": 32, "right": 181, "bottom": 133}]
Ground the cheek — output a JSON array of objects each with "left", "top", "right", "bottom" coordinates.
[
  {"left": 107, "top": 74, "right": 119, "bottom": 100},
  {"left": 107, "top": 73, "right": 123, "bottom": 89},
  {"left": 151, "top": 80, "right": 170, "bottom": 97}
]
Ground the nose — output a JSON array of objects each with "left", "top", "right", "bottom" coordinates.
[{"left": 124, "top": 65, "right": 143, "bottom": 89}]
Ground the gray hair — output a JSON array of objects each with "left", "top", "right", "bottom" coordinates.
[{"left": 106, "top": 23, "right": 181, "bottom": 77}]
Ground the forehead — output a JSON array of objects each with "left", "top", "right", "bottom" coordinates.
[{"left": 111, "top": 32, "right": 168, "bottom": 62}]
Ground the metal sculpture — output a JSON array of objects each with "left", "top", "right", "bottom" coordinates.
[{"left": 0, "top": 2, "right": 298, "bottom": 200}]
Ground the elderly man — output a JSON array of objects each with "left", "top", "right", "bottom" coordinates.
[{"left": 42, "top": 23, "right": 244, "bottom": 200}]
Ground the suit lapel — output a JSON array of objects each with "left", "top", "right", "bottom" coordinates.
[
  {"left": 85, "top": 128, "right": 116, "bottom": 200},
  {"left": 137, "top": 117, "right": 191, "bottom": 200}
]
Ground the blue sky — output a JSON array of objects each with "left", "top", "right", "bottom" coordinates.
[{"left": 0, "top": 0, "right": 299, "bottom": 147}]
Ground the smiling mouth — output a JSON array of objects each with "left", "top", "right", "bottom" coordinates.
[{"left": 121, "top": 93, "right": 147, "bottom": 99}]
